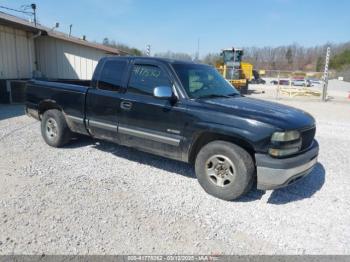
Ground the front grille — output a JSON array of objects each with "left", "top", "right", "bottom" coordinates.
[{"left": 301, "top": 127, "right": 316, "bottom": 150}]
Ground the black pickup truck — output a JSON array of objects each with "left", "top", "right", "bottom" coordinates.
[{"left": 25, "top": 57, "right": 319, "bottom": 200}]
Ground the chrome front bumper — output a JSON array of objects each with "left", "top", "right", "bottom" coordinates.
[{"left": 256, "top": 140, "right": 319, "bottom": 190}]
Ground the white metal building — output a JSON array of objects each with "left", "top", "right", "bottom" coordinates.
[
  {"left": 0, "top": 11, "right": 126, "bottom": 80},
  {"left": 0, "top": 23, "right": 35, "bottom": 79},
  {"left": 35, "top": 36, "right": 104, "bottom": 80}
]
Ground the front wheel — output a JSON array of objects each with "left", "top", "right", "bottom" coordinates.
[
  {"left": 195, "top": 141, "right": 255, "bottom": 200},
  {"left": 41, "top": 109, "right": 72, "bottom": 147}
]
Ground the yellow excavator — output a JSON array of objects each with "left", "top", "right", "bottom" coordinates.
[{"left": 216, "top": 48, "right": 253, "bottom": 94}]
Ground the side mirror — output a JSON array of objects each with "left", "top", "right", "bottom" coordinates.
[{"left": 153, "top": 86, "right": 173, "bottom": 99}]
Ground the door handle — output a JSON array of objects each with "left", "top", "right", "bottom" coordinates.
[{"left": 120, "top": 101, "right": 132, "bottom": 111}]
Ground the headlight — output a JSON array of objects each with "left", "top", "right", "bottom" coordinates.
[
  {"left": 271, "top": 130, "right": 300, "bottom": 142},
  {"left": 269, "top": 130, "right": 301, "bottom": 157}
]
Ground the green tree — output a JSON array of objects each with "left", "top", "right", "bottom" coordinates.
[
  {"left": 316, "top": 56, "right": 324, "bottom": 72},
  {"left": 286, "top": 47, "right": 293, "bottom": 66},
  {"left": 329, "top": 49, "right": 350, "bottom": 71},
  {"left": 102, "top": 37, "right": 142, "bottom": 56}
]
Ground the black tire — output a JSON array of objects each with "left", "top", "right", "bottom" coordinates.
[
  {"left": 195, "top": 141, "right": 255, "bottom": 201},
  {"left": 41, "top": 109, "right": 72, "bottom": 147}
]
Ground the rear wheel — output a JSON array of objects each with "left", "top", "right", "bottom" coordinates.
[
  {"left": 41, "top": 109, "right": 72, "bottom": 147},
  {"left": 195, "top": 141, "right": 255, "bottom": 200}
]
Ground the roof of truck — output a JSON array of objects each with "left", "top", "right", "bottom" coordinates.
[{"left": 102, "top": 56, "right": 200, "bottom": 65}]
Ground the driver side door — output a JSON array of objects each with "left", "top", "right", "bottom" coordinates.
[{"left": 117, "top": 60, "right": 187, "bottom": 161}]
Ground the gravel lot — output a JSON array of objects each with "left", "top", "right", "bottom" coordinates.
[{"left": 0, "top": 99, "right": 350, "bottom": 255}]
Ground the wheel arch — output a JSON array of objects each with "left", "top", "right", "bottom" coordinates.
[
  {"left": 188, "top": 131, "right": 256, "bottom": 164},
  {"left": 38, "top": 100, "right": 63, "bottom": 120}
]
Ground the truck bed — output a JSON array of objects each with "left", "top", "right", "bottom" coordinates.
[{"left": 25, "top": 79, "right": 89, "bottom": 128}]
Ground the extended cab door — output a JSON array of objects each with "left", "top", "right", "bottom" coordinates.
[
  {"left": 117, "top": 59, "right": 187, "bottom": 161},
  {"left": 85, "top": 58, "right": 129, "bottom": 143}
]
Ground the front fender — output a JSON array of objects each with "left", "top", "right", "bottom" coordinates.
[{"left": 182, "top": 119, "right": 277, "bottom": 162}]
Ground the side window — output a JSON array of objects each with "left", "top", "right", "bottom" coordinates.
[
  {"left": 128, "top": 64, "right": 171, "bottom": 95},
  {"left": 98, "top": 60, "right": 127, "bottom": 91}
]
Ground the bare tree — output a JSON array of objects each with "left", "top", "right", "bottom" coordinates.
[
  {"left": 154, "top": 51, "right": 193, "bottom": 61},
  {"left": 242, "top": 42, "right": 350, "bottom": 72}
]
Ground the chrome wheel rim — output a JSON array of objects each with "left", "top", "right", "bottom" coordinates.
[
  {"left": 46, "top": 118, "right": 58, "bottom": 139},
  {"left": 205, "top": 155, "right": 236, "bottom": 187}
]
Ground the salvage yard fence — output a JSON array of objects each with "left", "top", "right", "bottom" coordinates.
[{"left": 256, "top": 69, "right": 327, "bottom": 99}]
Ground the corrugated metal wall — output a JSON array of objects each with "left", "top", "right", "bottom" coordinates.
[
  {"left": 35, "top": 36, "right": 108, "bottom": 80},
  {"left": 0, "top": 25, "right": 35, "bottom": 79}
]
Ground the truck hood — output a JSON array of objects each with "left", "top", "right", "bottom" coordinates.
[{"left": 196, "top": 96, "right": 315, "bottom": 130}]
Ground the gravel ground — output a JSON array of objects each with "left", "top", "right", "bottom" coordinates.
[{"left": 0, "top": 100, "right": 350, "bottom": 255}]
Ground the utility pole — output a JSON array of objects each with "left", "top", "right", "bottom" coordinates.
[
  {"left": 196, "top": 38, "right": 200, "bottom": 61},
  {"left": 322, "top": 47, "right": 331, "bottom": 102},
  {"left": 31, "top": 4, "right": 37, "bottom": 26},
  {"left": 146, "top": 44, "right": 151, "bottom": 56}
]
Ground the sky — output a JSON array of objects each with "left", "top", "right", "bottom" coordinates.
[{"left": 1, "top": 0, "right": 350, "bottom": 57}]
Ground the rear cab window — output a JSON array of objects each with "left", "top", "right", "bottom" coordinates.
[{"left": 98, "top": 60, "right": 127, "bottom": 91}]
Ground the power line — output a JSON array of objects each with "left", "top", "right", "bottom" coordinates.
[
  {"left": 0, "top": 5, "right": 33, "bottom": 15},
  {"left": 0, "top": 4, "right": 37, "bottom": 26}
]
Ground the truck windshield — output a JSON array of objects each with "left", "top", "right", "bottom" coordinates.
[{"left": 172, "top": 63, "right": 240, "bottom": 99}]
